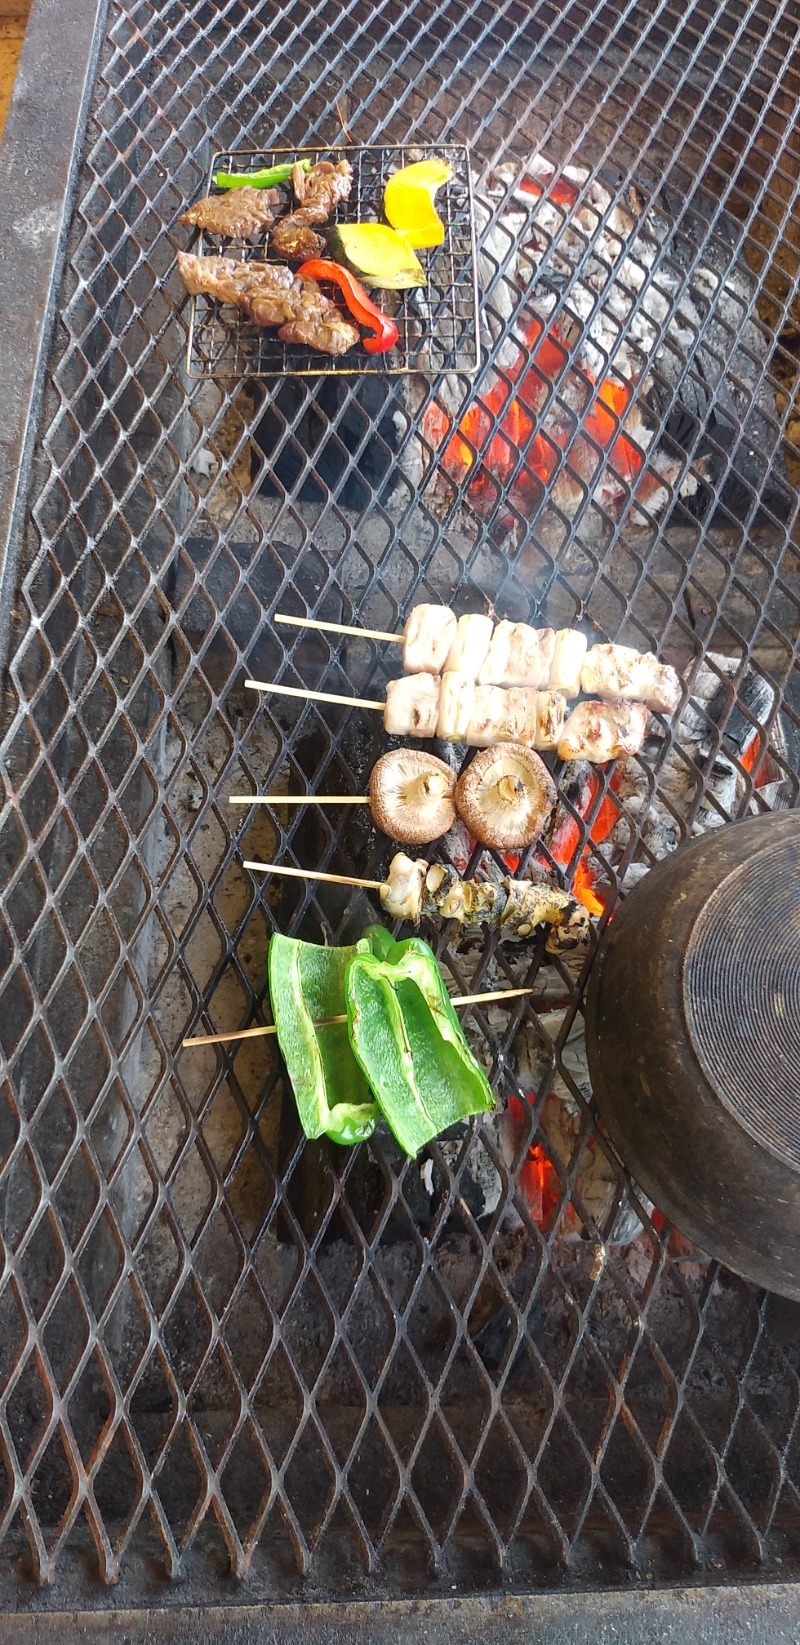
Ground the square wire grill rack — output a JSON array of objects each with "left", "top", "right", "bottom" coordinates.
[{"left": 185, "top": 143, "right": 480, "bottom": 378}]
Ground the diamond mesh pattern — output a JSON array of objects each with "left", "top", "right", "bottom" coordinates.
[{"left": 1, "top": 0, "right": 800, "bottom": 1598}]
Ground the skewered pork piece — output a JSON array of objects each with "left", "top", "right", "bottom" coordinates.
[
  {"left": 478, "top": 620, "right": 556, "bottom": 688},
  {"left": 557, "top": 698, "right": 649, "bottom": 763},
  {"left": 580, "top": 643, "right": 681, "bottom": 713},
  {"left": 176, "top": 251, "right": 360, "bottom": 355},
  {"left": 380, "top": 854, "right": 591, "bottom": 953},
  {"left": 179, "top": 186, "right": 280, "bottom": 237}
]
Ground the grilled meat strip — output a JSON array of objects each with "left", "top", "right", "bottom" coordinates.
[
  {"left": 179, "top": 186, "right": 279, "bottom": 237},
  {"left": 270, "top": 219, "right": 326, "bottom": 261},
  {"left": 291, "top": 159, "right": 353, "bottom": 223},
  {"left": 176, "top": 252, "right": 359, "bottom": 355},
  {"left": 270, "top": 159, "right": 353, "bottom": 263}
]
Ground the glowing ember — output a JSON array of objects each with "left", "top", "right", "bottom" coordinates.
[
  {"left": 740, "top": 730, "right": 763, "bottom": 777},
  {"left": 572, "top": 858, "right": 604, "bottom": 917},
  {"left": 421, "top": 302, "right": 645, "bottom": 509},
  {"left": 550, "top": 769, "right": 623, "bottom": 915},
  {"left": 507, "top": 1095, "right": 559, "bottom": 1223}
]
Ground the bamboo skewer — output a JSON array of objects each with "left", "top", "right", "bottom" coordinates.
[
  {"left": 230, "top": 795, "right": 369, "bottom": 806},
  {"left": 245, "top": 679, "right": 384, "bottom": 711},
  {"left": 243, "top": 859, "right": 383, "bottom": 889},
  {"left": 183, "top": 986, "right": 535, "bottom": 1048},
  {"left": 276, "top": 611, "right": 403, "bottom": 646}
]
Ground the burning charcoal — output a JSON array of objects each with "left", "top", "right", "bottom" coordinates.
[
  {"left": 399, "top": 152, "right": 789, "bottom": 529},
  {"left": 434, "top": 1131, "right": 503, "bottom": 1221}
]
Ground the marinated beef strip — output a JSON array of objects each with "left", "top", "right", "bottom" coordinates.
[
  {"left": 270, "top": 159, "right": 353, "bottom": 263},
  {"left": 291, "top": 159, "right": 353, "bottom": 223},
  {"left": 176, "top": 251, "right": 359, "bottom": 355},
  {"left": 275, "top": 306, "right": 360, "bottom": 356},
  {"left": 269, "top": 219, "right": 326, "bottom": 262},
  {"left": 177, "top": 252, "right": 295, "bottom": 307},
  {"left": 179, "top": 185, "right": 279, "bottom": 237}
]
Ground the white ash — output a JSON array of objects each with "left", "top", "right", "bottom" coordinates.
[{"left": 436, "top": 1132, "right": 503, "bottom": 1220}]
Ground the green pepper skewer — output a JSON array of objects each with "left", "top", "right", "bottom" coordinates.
[{"left": 182, "top": 984, "right": 534, "bottom": 1047}]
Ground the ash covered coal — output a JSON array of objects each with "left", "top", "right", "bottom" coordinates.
[
  {"left": 397, "top": 154, "right": 791, "bottom": 528},
  {"left": 643, "top": 189, "right": 793, "bottom": 526}
]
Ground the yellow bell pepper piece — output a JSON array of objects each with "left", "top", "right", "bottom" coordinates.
[{"left": 384, "top": 158, "right": 453, "bottom": 250}]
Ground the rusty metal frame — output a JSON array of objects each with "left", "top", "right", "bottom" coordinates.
[{"left": 0, "top": 0, "right": 110, "bottom": 667}]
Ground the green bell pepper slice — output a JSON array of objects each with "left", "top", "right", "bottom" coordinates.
[
  {"left": 345, "top": 936, "right": 494, "bottom": 1157},
  {"left": 268, "top": 934, "right": 377, "bottom": 1146},
  {"left": 214, "top": 159, "right": 312, "bottom": 190},
  {"left": 359, "top": 923, "right": 397, "bottom": 962}
]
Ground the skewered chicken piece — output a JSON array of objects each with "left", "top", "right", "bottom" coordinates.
[
  {"left": 468, "top": 685, "right": 539, "bottom": 747},
  {"left": 478, "top": 620, "right": 556, "bottom": 688},
  {"left": 445, "top": 613, "right": 494, "bottom": 676},
  {"left": 549, "top": 628, "right": 588, "bottom": 697},
  {"left": 385, "top": 674, "right": 580, "bottom": 755},
  {"left": 535, "top": 691, "right": 567, "bottom": 750},
  {"left": 381, "top": 854, "right": 591, "bottom": 953},
  {"left": 251, "top": 670, "right": 645, "bottom": 763},
  {"left": 179, "top": 185, "right": 280, "bottom": 237},
  {"left": 403, "top": 604, "right": 458, "bottom": 673},
  {"left": 557, "top": 698, "right": 649, "bottom": 763},
  {"left": 385, "top": 672, "right": 442, "bottom": 737},
  {"left": 580, "top": 643, "right": 681, "bottom": 713},
  {"left": 437, "top": 671, "right": 475, "bottom": 741},
  {"left": 278, "top": 606, "right": 680, "bottom": 704}
]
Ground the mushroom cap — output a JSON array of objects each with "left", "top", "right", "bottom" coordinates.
[
  {"left": 369, "top": 749, "right": 457, "bottom": 845},
  {"left": 455, "top": 743, "right": 556, "bottom": 850}
]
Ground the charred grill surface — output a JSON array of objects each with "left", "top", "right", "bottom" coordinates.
[{"left": 1, "top": 0, "right": 800, "bottom": 1609}]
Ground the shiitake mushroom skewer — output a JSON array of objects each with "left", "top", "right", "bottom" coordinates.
[{"left": 230, "top": 744, "right": 555, "bottom": 850}]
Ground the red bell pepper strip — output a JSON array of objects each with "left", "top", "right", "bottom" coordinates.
[{"left": 296, "top": 258, "right": 399, "bottom": 355}]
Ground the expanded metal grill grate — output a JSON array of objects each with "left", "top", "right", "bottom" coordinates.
[
  {"left": 2, "top": 0, "right": 800, "bottom": 1607},
  {"left": 187, "top": 143, "right": 480, "bottom": 378}
]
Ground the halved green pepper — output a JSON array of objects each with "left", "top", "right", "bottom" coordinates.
[
  {"left": 345, "top": 935, "right": 494, "bottom": 1157},
  {"left": 268, "top": 934, "right": 378, "bottom": 1146}
]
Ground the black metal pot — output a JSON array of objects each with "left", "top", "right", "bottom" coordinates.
[{"left": 585, "top": 812, "right": 800, "bottom": 1298}]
